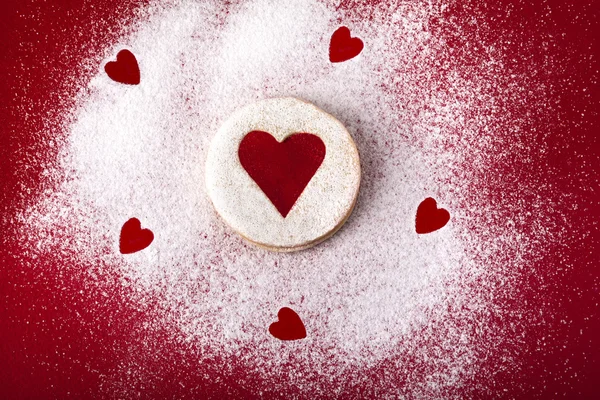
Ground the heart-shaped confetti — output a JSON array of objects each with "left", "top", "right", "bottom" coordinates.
[
  {"left": 238, "top": 131, "right": 326, "bottom": 218},
  {"left": 119, "top": 218, "right": 154, "bottom": 254},
  {"left": 269, "top": 307, "right": 307, "bottom": 341},
  {"left": 329, "top": 26, "right": 364, "bottom": 63},
  {"left": 104, "top": 49, "right": 140, "bottom": 85},
  {"left": 415, "top": 197, "right": 450, "bottom": 234}
]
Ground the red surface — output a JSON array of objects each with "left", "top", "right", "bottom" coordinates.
[
  {"left": 1, "top": 0, "right": 598, "bottom": 398},
  {"left": 415, "top": 197, "right": 451, "bottom": 234},
  {"left": 268, "top": 308, "right": 307, "bottom": 341},
  {"left": 104, "top": 49, "right": 141, "bottom": 85},
  {"left": 238, "top": 131, "right": 326, "bottom": 218},
  {"left": 329, "top": 26, "right": 364, "bottom": 63}
]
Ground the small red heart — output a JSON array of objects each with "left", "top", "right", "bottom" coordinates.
[
  {"left": 269, "top": 307, "right": 307, "bottom": 341},
  {"left": 104, "top": 49, "right": 140, "bottom": 85},
  {"left": 329, "top": 26, "right": 364, "bottom": 63},
  {"left": 416, "top": 197, "right": 450, "bottom": 234},
  {"left": 119, "top": 218, "right": 154, "bottom": 254},
  {"left": 238, "top": 131, "right": 326, "bottom": 218}
]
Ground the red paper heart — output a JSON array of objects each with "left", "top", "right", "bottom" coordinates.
[
  {"left": 104, "top": 49, "right": 140, "bottom": 85},
  {"left": 329, "top": 26, "right": 364, "bottom": 63},
  {"left": 238, "top": 131, "right": 326, "bottom": 218},
  {"left": 269, "top": 307, "right": 307, "bottom": 341},
  {"left": 119, "top": 218, "right": 154, "bottom": 254},
  {"left": 415, "top": 197, "right": 450, "bottom": 234}
]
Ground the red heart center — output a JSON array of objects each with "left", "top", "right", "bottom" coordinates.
[
  {"left": 119, "top": 218, "right": 154, "bottom": 254},
  {"left": 329, "top": 26, "right": 364, "bottom": 63},
  {"left": 104, "top": 49, "right": 140, "bottom": 85},
  {"left": 415, "top": 197, "right": 450, "bottom": 234},
  {"left": 238, "top": 131, "right": 326, "bottom": 218},
  {"left": 269, "top": 307, "right": 307, "bottom": 341}
]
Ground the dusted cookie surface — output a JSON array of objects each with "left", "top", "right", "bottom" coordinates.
[{"left": 205, "top": 97, "right": 361, "bottom": 251}]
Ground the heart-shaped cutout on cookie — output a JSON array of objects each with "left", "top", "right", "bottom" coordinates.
[
  {"left": 415, "top": 197, "right": 450, "bottom": 234},
  {"left": 329, "top": 26, "right": 364, "bottom": 63},
  {"left": 269, "top": 307, "right": 307, "bottom": 341},
  {"left": 119, "top": 218, "right": 154, "bottom": 254},
  {"left": 238, "top": 131, "right": 326, "bottom": 218},
  {"left": 105, "top": 49, "right": 140, "bottom": 85}
]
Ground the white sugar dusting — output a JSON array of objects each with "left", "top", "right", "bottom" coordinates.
[{"left": 16, "top": 0, "right": 557, "bottom": 397}]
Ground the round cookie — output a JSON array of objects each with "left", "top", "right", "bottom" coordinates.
[{"left": 205, "top": 97, "right": 361, "bottom": 252}]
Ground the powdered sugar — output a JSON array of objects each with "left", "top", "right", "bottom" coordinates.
[{"left": 15, "top": 0, "right": 557, "bottom": 396}]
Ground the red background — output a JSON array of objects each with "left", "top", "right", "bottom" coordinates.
[{"left": 1, "top": 0, "right": 598, "bottom": 398}]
